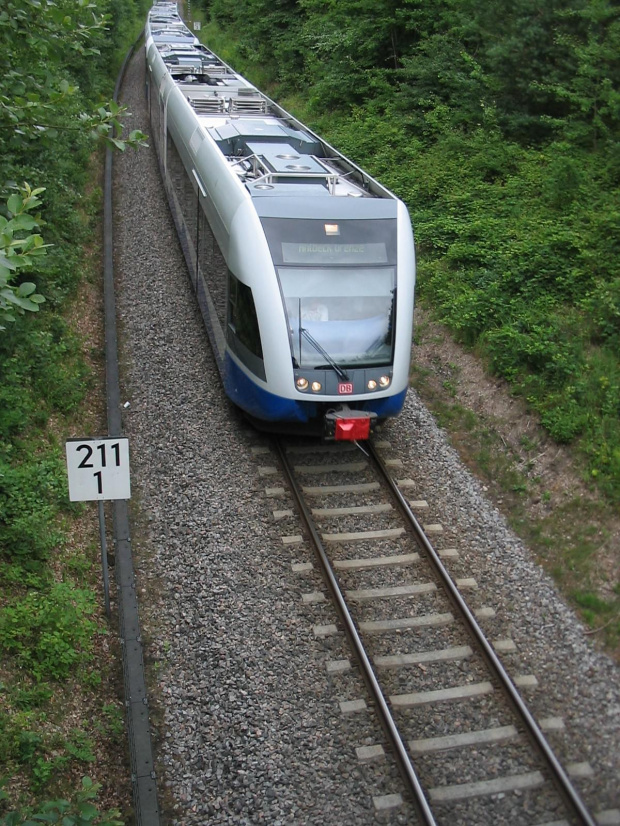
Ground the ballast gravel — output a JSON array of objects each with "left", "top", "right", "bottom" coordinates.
[{"left": 113, "top": 48, "right": 620, "bottom": 825}]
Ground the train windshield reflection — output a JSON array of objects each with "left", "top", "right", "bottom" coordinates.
[{"left": 278, "top": 267, "right": 395, "bottom": 368}]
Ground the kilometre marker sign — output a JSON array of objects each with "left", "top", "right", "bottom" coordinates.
[{"left": 66, "top": 438, "right": 131, "bottom": 501}]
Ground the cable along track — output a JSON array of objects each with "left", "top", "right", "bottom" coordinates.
[{"left": 271, "top": 437, "right": 596, "bottom": 826}]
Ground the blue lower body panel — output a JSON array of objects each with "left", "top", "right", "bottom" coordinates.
[
  {"left": 223, "top": 354, "right": 407, "bottom": 425},
  {"left": 358, "top": 389, "right": 407, "bottom": 419},
  {"left": 224, "top": 355, "right": 314, "bottom": 422}
]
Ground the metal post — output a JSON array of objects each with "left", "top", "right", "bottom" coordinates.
[{"left": 98, "top": 499, "right": 111, "bottom": 620}]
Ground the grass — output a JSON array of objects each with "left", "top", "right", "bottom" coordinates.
[{"left": 410, "top": 313, "right": 620, "bottom": 656}]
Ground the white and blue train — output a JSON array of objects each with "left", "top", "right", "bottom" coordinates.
[{"left": 144, "top": 4, "right": 416, "bottom": 440}]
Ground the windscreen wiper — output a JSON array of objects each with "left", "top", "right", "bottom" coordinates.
[{"left": 300, "top": 327, "right": 350, "bottom": 382}]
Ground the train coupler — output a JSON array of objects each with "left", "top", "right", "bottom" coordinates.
[{"left": 324, "top": 406, "right": 377, "bottom": 442}]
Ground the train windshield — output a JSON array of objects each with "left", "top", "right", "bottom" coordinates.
[
  {"left": 279, "top": 267, "right": 395, "bottom": 368},
  {"left": 261, "top": 217, "right": 398, "bottom": 369}
]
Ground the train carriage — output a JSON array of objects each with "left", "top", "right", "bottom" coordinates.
[{"left": 144, "top": 4, "right": 416, "bottom": 440}]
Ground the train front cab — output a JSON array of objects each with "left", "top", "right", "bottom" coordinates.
[{"left": 255, "top": 199, "right": 413, "bottom": 440}]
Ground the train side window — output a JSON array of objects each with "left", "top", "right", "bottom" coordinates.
[
  {"left": 166, "top": 130, "right": 185, "bottom": 212},
  {"left": 197, "top": 208, "right": 228, "bottom": 330},
  {"left": 151, "top": 86, "right": 162, "bottom": 153},
  {"left": 228, "top": 272, "right": 264, "bottom": 378},
  {"left": 172, "top": 136, "right": 196, "bottom": 240},
  {"left": 151, "top": 87, "right": 159, "bottom": 151},
  {"left": 166, "top": 130, "right": 199, "bottom": 270}
]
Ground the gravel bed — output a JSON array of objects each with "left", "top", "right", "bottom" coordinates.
[
  {"left": 365, "top": 626, "right": 474, "bottom": 659},
  {"left": 338, "top": 567, "right": 437, "bottom": 589},
  {"left": 417, "top": 742, "right": 548, "bottom": 787},
  {"left": 316, "top": 514, "right": 404, "bottom": 532},
  {"left": 113, "top": 46, "right": 619, "bottom": 826},
  {"left": 326, "top": 538, "right": 415, "bottom": 561},
  {"left": 392, "top": 695, "right": 514, "bottom": 737},
  {"left": 377, "top": 659, "right": 492, "bottom": 696},
  {"left": 351, "top": 601, "right": 452, "bottom": 627},
  {"left": 443, "top": 790, "right": 566, "bottom": 826}
]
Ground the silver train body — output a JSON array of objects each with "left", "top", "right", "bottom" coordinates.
[{"left": 144, "top": 4, "right": 416, "bottom": 439}]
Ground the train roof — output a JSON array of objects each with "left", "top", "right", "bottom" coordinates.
[{"left": 146, "top": 9, "right": 399, "bottom": 207}]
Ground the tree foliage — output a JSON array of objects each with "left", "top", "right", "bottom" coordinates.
[
  {"left": 204, "top": 0, "right": 620, "bottom": 143},
  {"left": 0, "top": 184, "right": 47, "bottom": 330},
  {"left": 0, "top": 0, "right": 146, "bottom": 814},
  {"left": 0, "top": 0, "right": 147, "bottom": 155}
]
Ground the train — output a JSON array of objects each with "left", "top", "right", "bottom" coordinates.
[{"left": 144, "top": 3, "right": 416, "bottom": 440}]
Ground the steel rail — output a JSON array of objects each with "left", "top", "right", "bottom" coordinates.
[
  {"left": 366, "top": 439, "right": 597, "bottom": 826},
  {"left": 273, "top": 438, "right": 437, "bottom": 826}
]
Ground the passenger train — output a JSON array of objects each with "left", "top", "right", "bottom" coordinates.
[{"left": 144, "top": 4, "right": 416, "bottom": 440}]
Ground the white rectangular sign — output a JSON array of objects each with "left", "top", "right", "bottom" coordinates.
[{"left": 66, "top": 438, "right": 131, "bottom": 502}]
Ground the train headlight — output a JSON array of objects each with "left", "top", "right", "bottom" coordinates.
[
  {"left": 296, "top": 377, "right": 309, "bottom": 391},
  {"left": 311, "top": 381, "right": 322, "bottom": 392},
  {"left": 367, "top": 379, "right": 377, "bottom": 391},
  {"left": 379, "top": 375, "right": 391, "bottom": 388}
]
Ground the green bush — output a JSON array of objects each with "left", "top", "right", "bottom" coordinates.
[
  {"left": 0, "top": 455, "right": 66, "bottom": 567},
  {"left": 0, "top": 776, "right": 122, "bottom": 826},
  {"left": 0, "top": 583, "right": 98, "bottom": 682},
  {"left": 584, "top": 277, "right": 620, "bottom": 349}
]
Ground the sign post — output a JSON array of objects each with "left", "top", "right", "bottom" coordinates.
[
  {"left": 98, "top": 500, "right": 110, "bottom": 618},
  {"left": 66, "top": 437, "right": 131, "bottom": 619}
]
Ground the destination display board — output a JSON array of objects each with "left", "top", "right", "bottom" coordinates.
[{"left": 282, "top": 242, "right": 388, "bottom": 265}]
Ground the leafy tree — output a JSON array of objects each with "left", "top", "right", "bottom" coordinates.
[
  {"left": 0, "top": 0, "right": 148, "bottom": 814},
  {"left": 0, "top": 185, "right": 47, "bottom": 330},
  {"left": 537, "top": 0, "right": 620, "bottom": 147},
  {"left": 0, "top": 0, "right": 147, "bottom": 154},
  {"left": 206, "top": 0, "right": 305, "bottom": 83}
]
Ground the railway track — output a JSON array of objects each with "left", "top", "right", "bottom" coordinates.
[{"left": 259, "top": 436, "right": 598, "bottom": 826}]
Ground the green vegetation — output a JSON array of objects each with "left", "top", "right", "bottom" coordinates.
[
  {"left": 0, "top": 186, "right": 47, "bottom": 329},
  {"left": 410, "top": 329, "right": 620, "bottom": 649},
  {"left": 0, "top": 583, "right": 97, "bottom": 682},
  {"left": 196, "top": 0, "right": 619, "bottom": 503},
  {"left": 0, "top": 0, "right": 147, "bottom": 817},
  {"left": 1, "top": 777, "right": 123, "bottom": 825}
]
